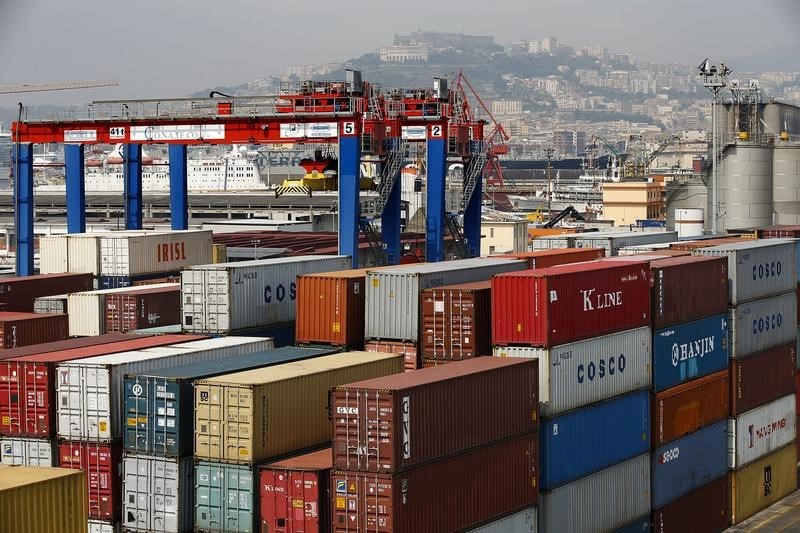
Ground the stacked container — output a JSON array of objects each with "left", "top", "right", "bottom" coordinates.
[
  {"left": 0, "top": 272, "right": 92, "bottom": 312},
  {"left": 104, "top": 284, "right": 181, "bottom": 333},
  {"left": 0, "top": 311, "right": 69, "bottom": 349},
  {"left": 694, "top": 239, "right": 799, "bottom": 525},
  {"left": 295, "top": 269, "right": 367, "bottom": 349},
  {"left": 330, "top": 357, "right": 539, "bottom": 532}
]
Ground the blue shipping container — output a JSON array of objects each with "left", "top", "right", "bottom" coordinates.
[
  {"left": 652, "top": 314, "right": 729, "bottom": 392},
  {"left": 229, "top": 321, "right": 296, "bottom": 348},
  {"left": 539, "top": 389, "right": 650, "bottom": 490},
  {"left": 195, "top": 461, "right": 254, "bottom": 532},
  {"left": 651, "top": 419, "right": 728, "bottom": 509},
  {"left": 99, "top": 272, "right": 178, "bottom": 289},
  {"left": 612, "top": 515, "right": 650, "bottom": 533},
  {"left": 123, "top": 345, "right": 339, "bottom": 456}
]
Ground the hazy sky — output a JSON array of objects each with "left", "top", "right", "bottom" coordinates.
[{"left": 1, "top": 0, "right": 798, "bottom": 107}]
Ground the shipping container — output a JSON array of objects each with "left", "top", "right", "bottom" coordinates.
[
  {"left": 0, "top": 273, "right": 93, "bottom": 312},
  {"left": 728, "top": 394, "right": 796, "bottom": 469},
  {"left": 99, "top": 271, "right": 181, "bottom": 290},
  {"left": 100, "top": 230, "right": 212, "bottom": 277},
  {"left": 493, "top": 326, "right": 651, "bottom": 417},
  {"left": 729, "top": 291, "right": 797, "bottom": 358},
  {"left": 538, "top": 454, "right": 650, "bottom": 533},
  {"left": 124, "top": 345, "right": 339, "bottom": 456},
  {"left": 0, "top": 332, "right": 136, "bottom": 360},
  {"left": 182, "top": 255, "right": 351, "bottom": 334},
  {"left": 33, "top": 294, "right": 68, "bottom": 314},
  {"left": 420, "top": 281, "right": 491, "bottom": 360},
  {"left": 58, "top": 440, "right": 122, "bottom": 521},
  {"left": 0, "top": 333, "right": 204, "bottom": 438},
  {"left": 332, "top": 357, "right": 538, "bottom": 472},
  {"left": 731, "top": 343, "right": 796, "bottom": 416},
  {"left": 760, "top": 229, "right": 800, "bottom": 281},
  {"left": 331, "top": 433, "right": 537, "bottom": 533},
  {"left": 467, "top": 507, "right": 537, "bottom": 533},
  {"left": 649, "top": 256, "right": 728, "bottom": 328},
  {"left": 539, "top": 389, "right": 650, "bottom": 490},
  {"left": 652, "top": 314, "right": 729, "bottom": 392},
  {"left": 57, "top": 336, "right": 274, "bottom": 441},
  {"left": 652, "top": 370, "right": 729, "bottom": 447},
  {"left": 651, "top": 420, "right": 728, "bottom": 508},
  {"left": 668, "top": 236, "right": 743, "bottom": 252},
  {"left": 260, "top": 448, "right": 331, "bottom": 533},
  {"left": 104, "top": 284, "right": 181, "bottom": 334},
  {"left": 365, "top": 258, "right": 526, "bottom": 342},
  {"left": 296, "top": 269, "right": 367, "bottom": 349},
  {"left": 195, "top": 461, "right": 255, "bottom": 532},
  {"left": 0, "top": 465, "right": 87, "bottom": 533},
  {"left": 0, "top": 312, "right": 69, "bottom": 349},
  {"left": 651, "top": 475, "right": 729, "bottom": 533},
  {"left": 195, "top": 351, "right": 402, "bottom": 464},
  {"left": 613, "top": 515, "right": 651, "bottom": 533},
  {"left": 693, "top": 239, "right": 796, "bottom": 304},
  {"left": 573, "top": 230, "right": 678, "bottom": 256},
  {"left": 488, "top": 247, "right": 605, "bottom": 268},
  {"left": 492, "top": 260, "right": 651, "bottom": 347},
  {"left": 730, "top": 444, "right": 797, "bottom": 524},
  {"left": 88, "top": 519, "right": 119, "bottom": 533},
  {"left": 39, "top": 231, "right": 116, "bottom": 276},
  {"left": 1, "top": 437, "right": 56, "bottom": 466},
  {"left": 122, "top": 453, "right": 193, "bottom": 533},
  {"left": 364, "top": 339, "right": 418, "bottom": 371}
]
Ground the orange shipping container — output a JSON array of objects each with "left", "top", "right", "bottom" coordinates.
[
  {"left": 489, "top": 247, "right": 605, "bottom": 269},
  {"left": 296, "top": 269, "right": 367, "bottom": 349}
]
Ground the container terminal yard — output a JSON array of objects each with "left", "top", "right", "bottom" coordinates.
[{"left": 1, "top": 70, "right": 800, "bottom": 533}]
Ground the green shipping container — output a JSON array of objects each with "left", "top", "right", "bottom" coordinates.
[{"left": 195, "top": 461, "right": 255, "bottom": 532}]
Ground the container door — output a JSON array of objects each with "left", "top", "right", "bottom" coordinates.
[
  {"left": 226, "top": 466, "right": 254, "bottom": 532},
  {"left": 123, "top": 454, "right": 151, "bottom": 530},
  {"left": 1, "top": 437, "right": 53, "bottom": 466},
  {"left": 124, "top": 378, "right": 149, "bottom": 452},
  {"left": 152, "top": 456, "right": 185, "bottom": 532},
  {"left": 85, "top": 366, "right": 113, "bottom": 440},
  {"left": 196, "top": 463, "right": 224, "bottom": 531},
  {"left": 0, "top": 362, "right": 21, "bottom": 435},
  {"left": 25, "top": 362, "right": 52, "bottom": 436},
  {"left": 224, "top": 385, "right": 253, "bottom": 463},
  {"left": 57, "top": 365, "right": 87, "bottom": 439},
  {"left": 152, "top": 379, "right": 183, "bottom": 456},
  {"left": 195, "top": 383, "right": 224, "bottom": 460},
  {"left": 182, "top": 269, "right": 231, "bottom": 333}
]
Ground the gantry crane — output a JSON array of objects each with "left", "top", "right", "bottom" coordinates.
[{"left": 0, "top": 80, "right": 119, "bottom": 94}]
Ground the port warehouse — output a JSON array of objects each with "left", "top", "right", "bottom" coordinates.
[{"left": 0, "top": 228, "right": 799, "bottom": 532}]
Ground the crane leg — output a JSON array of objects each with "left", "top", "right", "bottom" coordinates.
[
  {"left": 463, "top": 175, "right": 482, "bottom": 258},
  {"left": 65, "top": 144, "right": 86, "bottom": 234},
  {"left": 14, "top": 143, "right": 34, "bottom": 276},
  {"left": 124, "top": 143, "right": 143, "bottom": 230},
  {"left": 426, "top": 137, "right": 446, "bottom": 262},
  {"left": 338, "top": 135, "right": 361, "bottom": 268},
  {"left": 168, "top": 144, "right": 188, "bottom": 230}
]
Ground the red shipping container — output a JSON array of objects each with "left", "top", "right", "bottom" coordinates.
[
  {"left": 797, "top": 370, "right": 800, "bottom": 416},
  {"left": 0, "top": 333, "right": 134, "bottom": 361},
  {"left": 364, "top": 340, "right": 418, "bottom": 371},
  {"left": 758, "top": 226, "right": 800, "bottom": 239},
  {"left": 0, "top": 334, "right": 205, "bottom": 437},
  {"left": 296, "top": 269, "right": 366, "bottom": 349},
  {"left": 260, "top": 448, "right": 332, "bottom": 533},
  {"left": 487, "top": 247, "right": 606, "bottom": 268},
  {"left": 104, "top": 285, "right": 181, "bottom": 333},
  {"left": 332, "top": 358, "right": 538, "bottom": 473},
  {"left": 652, "top": 370, "right": 729, "bottom": 447},
  {"left": 331, "top": 433, "right": 537, "bottom": 532},
  {"left": 492, "top": 260, "right": 651, "bottom": 347},
  {"left": 629, "top": 249, "right": 690, "bottom": 257},
  {"left": 649, "top": 256, "right": 729, "bottom": 328},
  {"left": 0, "top": 312, "right": 69, "bottom": 350},
  {"left": 0, "top": 273, "right": 93, "bottom": 312},
  {"left": 420, "top": 281, "right": 491, "bottom": 360},
  {"left": 731, "top": 343, "right": 796, "bottom": 417},
  {"left": 651, "top": 474, "right": 730, "bottom": 533},
  {"left": 58, "top": 440, "right": 122, "bottom": 521}
]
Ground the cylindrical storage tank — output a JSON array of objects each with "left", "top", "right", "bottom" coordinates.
[
  {"left": 716, "top": 143, "right": 773, "bottom": 232},
  {"left": 675, "top": 208, "right": 704, "bottom": 238},
  {"left": 773, "top": 144, "right": 800, "bottom": 225},
  {"left": 665, "top": 179, "right": 707, "bottom": 232}
]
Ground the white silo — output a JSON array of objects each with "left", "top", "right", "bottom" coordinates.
[
  {"left": 714, "top": 142, "right": 773, "bottom": 231},
  {"left": 773, "top": 142, "right": 800, "bottom": 225}
]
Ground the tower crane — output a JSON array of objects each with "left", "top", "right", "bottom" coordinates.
[{"left": 0, "top": 80, "right": 118, "bottom": 94}]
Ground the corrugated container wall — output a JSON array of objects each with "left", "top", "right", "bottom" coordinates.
[
  {"left": 331, "top": 357, "right": 538, "bottom": 472},
  {"left": 182, "top": 255, "right": 351, "bottom": 334},
  {"left": 195, "top": 461, "right": 255, "bottom": 532},
  {"left": 492, "top": 261, "right": 651, "bottom": 347},
  {"left": 364, "top": 339, "right": 418, "bottom": 371},
  {"left": 539, "top": 389, "right": 650, "bottom": 490},
  {"left": 467, "top": 507, "right": 537, "bottom": 533},
  {"left": 651, "top": 474, "right": 730, "bottom": 533},
  {"left": 365, "top": 258, "right": 526, "bottom": 342},
  {"left": 728, "top": 394, "right": 796, "bottom": 469},
  {"left": 489, "top": 247, "right": 605, "bottom": 268},
  {"left": 0, "top": 466, "right": 87, "bottom": 533},
  {"left": 613, "top": 516, "right": 651, "bottom": 533},
  {"left": 573, "top": 230, "right": 678, "bottom": 256},
  {"left": 88, "top": 519, "right": 117, "bottom": 533},
  {"left": 0, "top": 332, "right": 136, "bottom": 360},
  {"left": 1, "top": 437, "right": 56, "bottom": 466},
  {"left": 730, "top": 444, "right": 797, "bottom": 524},
  {"left": 731, "top": 343, "right": 796, "bottom": 416},
  {"left": 0, "top": 273, "right": 93, "bottom": 312},
  {"left": 104, "top": 284, "right": 181, "bottom": 334},
  {"left": 122, "top": 453, "right": 193, "bottom": 533},
  {"left": 100, "top": 230, "right": 212, "bottom": 277},
  {"left": 295, "top": 269, "right": 366, "bottom": 348},
  {"left": 650, "top": 256, "right": 729, "bottom": 328},
  {"left": 693, "top": 239, "right": 797, "bottom": 304},
  {"left": 40, "top": 233, "right": 103, "bottom": 275},
  {"left": 194, "top": 352, "right": 403, "bottom": 464},
  {"left": 538, "top": 454, "right": 651, "bottom": 533},
  {"left": 0, "top": 312, "right": 69, "bottom": 349},
  {"left": 330, "top": 433, "right": 538, "bottom": 533},
  {"left": 729, "top": 291, "right": 797, "bottom": 358},
  {"left": 58, "top": 440, "right": 122, "bottom": 521},
  {"left": 33, "top": 294, "right": 68, "bottom": 315},
  {"left": 493, "top": 327, "right": 651, "bottom": 417},
  {"left": 420, "top": 281, "right": 492, "bottom": 360}
]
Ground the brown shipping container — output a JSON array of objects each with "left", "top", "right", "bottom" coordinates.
[
  {"left": 296, "top": 269, "right": 367, "bottom": 348},
  {"left": 131, "top": 274, "right": 181, "bottom": 286},
  {"left": 104, "top": 285, "right": 181, "bottom": 333},
  {"left": 650, "top": 256, "right": 729, "bottom": 328},
  {"left": 365, "top": 340, "right": 418, "bottom": 371},
  {"left": 331, "top": 433, "right": 538, "bottom": 532},
  {"left": 489, "top": 247, "right": 606, "bottom": 268},
  {"left": 420, "top": 281, "right": 491, "bottom": 360},
  {"left": 0, "top": 333, "right": 135, "bottom": 361},
  {"left": 332, "top": 357, "right": 538, "bottom": 473},
  {"left": 652, "top": 370, "right": 729, "bottom": 448},
  {"left": 421, "top": 359, "right": 451, "bottom": 368},
  {"left": 652, "top": 474, "right": 730, "bottom": 533},
  {"left": 758, "top": 225, "right": 800, "bottom": 238},
  {"left": 731, "top": 343, "right": 797, "bottom": 416},
  {"left": 0, "top": 273, "right": 93, "bottom": 312},
  {"left": 0, "top": 312, "right": 69, "bottom": 350},
  {"left": 630, "top": 249, "right": 690, "bottom": 257},
  {"left": 668, "top": 237, "right": 742, "bottom": 252}
]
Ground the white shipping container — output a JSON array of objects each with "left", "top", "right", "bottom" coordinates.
[
  {"left": 573, "top": 230, "right": 678, "bottom": 256},
  {"left": 88, "top": 520, "right": 117, "bottom": 533},
  {"left": 493, "top": 326, "right": 652, "bottom": 417},
  {"left": 694, "top": 239, "right": 797, "bottom": 304},
  {"left": 181, "top": 255, "right": 350, "bottom": 334},
  {"left": 0, "top": 437, "right": 56, "bottom": 466},
  {"left": 101, "top": 230, "right": 213, "bottom": 277},
  {"left": 727, "top": 394, "right": 796, "bottom": 470},
  {"left": 56, "top": 336, "right": 274, "bottom": 441},
  {"left": 33, "top": 294, "right": 69, "bottom": 314},
  {"left": 67, "top": 283, "right": 180, "bottom": 336},
  {"left": 365, "top": 258, "right": 527, "bottom": 341},
  {"left": 38, "top": 235, "right": 69, "bottom": 274},
  {"left": 729, "top": 291, "right": 797, "bottom": 358},
  {"left": 123, "top": 453, "right": 193, "bottom": 533},
  {"left": 468, "top": 507, "right": 537, "bottom": 533},
  {"left": 530, "top": 235, "right": 577, "bottom": 251},
  {"left": 539, "top": 453, "right": 651, "bottom": 533},
  {"left": 617, "top": 243, "right": 673, "bottom": 255},
  {"left": 39, "top": 230, "right": 151, "bottom": 276}
]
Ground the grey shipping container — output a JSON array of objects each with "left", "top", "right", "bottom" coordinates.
[
  {"left": 539, "top": 453, "right": 651, "bottom": 533},
  {"left": 0, "top": 437, "right": 56, "bottom": 466},
  {"left": 88, "top": 520, "right": 118, "bottom": 533},
  {"left": 573, "top": 230, "right": 679, "bottom": 256},
  {"left": 33, "top": 294, "right": 69, "bottom": 314},
  {"left": 693, "top": 239, "right": 797, "bottom": 304},
  {"left": 195, "top": 461, "right": 255, "bottom": 532},
  {"left": 468, "top": 507, "right": 537, "bottom": 533},
  {"left": 729, "top": 291, "right": 797, "bottom": 358},
  {"left": 530, "top": 235, "right": 578, "bottom": 250},
  {"left": 365, "top": 258, "right": 527, "bottom": 341},
  {"left": 123, "top": 453, "right": 194, "bottom": 533}
]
